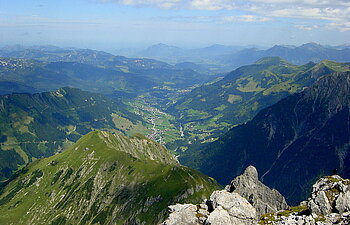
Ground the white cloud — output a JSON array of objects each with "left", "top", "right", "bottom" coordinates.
[
  {"left": 190, "top": 0, "right": 235, "bottom": 10},
  {"left": 294, "top": 24, "right": 319, "bottom": 30},
  {"left": 326, "top": 21, "right": 350, "bottom": 32},
  {"left": 96, "top": 0, "right": 350, "bottom": 32},
  {"left": 223, "top": 15, "right": 271, "bottom": 22},
  {"left": 248, "top": 0, "right": 350, "bottom": 7},
  {"left": 100, "top": 0, "right": 183, "bottom": 9},
  {"left": 244, "top": 1, "right": 350, "bottom": 32}
]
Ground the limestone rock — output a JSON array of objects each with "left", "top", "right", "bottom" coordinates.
[
  {"left": 210, "top": 190, "right": 256, "bottom": 221},
  {"left": 273, "top": 214, "right": 316, "bottom": 225},
  {"left": 335, "top": 191, "right": 350, "bottom": 214},
  {"left": 225, "top": 165, "right": 288, "bottom": 216},
  {"left": 161, "top": 190, "right": 257, "bottom": 225},
  {"left": 259, "top": 175, "right": 350, "bottom": 225},
  {"left": 308, "top": 175, "right": 350, "bottom": 216},
  {"left": 161, "top": 204, "right": 200, "bottom": 225},
  {"left": 161, "top": 170, "right": 350, "bottom": 225},
  {"left": 205, "top": 206, "right": 232, "bottom": 225}
]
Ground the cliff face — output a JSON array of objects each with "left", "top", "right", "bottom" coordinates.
[
  {"left": 0, "top": 131, "right": 219, "bottom": 225},
  {"left": 182, "top": 71, "right": 350, "bottom": 204},
  {"left": 161, "top": 167, "right": 350, "bottom": 225}
]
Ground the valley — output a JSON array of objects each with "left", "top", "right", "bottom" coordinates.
[{"left": 0, "top": 43, "right": 350, "bottom": 224}]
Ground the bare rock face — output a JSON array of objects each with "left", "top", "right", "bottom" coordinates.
[{"left": 225, "top": 166, "right": 288, "bottom": 216}]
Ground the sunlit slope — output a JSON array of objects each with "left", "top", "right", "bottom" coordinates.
[{"left": 0, "top": 131, "right": 219, "bottom": 225}]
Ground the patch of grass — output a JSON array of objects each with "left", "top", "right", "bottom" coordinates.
[
  {"left": 259, "top": 213, "right": 277, "bottom": 224},
  {"left": 227, "top": 94, "right": 242, "bottom": 104},
  {"left": 214, "top": 105, "right": 227, "bottom": 111}
]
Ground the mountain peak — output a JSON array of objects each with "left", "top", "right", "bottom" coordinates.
[
  {"left": 147, "top": 43, "right": 180, "bottom": 50},
  {"left": 225, "top": 166, "right": 288, "bottom": 216},
  {"left": 299, "top": 42, "right": 323, "bottom": 50},
  {"left": 75, "top": 130, "right": 178, "bottom": 165}
]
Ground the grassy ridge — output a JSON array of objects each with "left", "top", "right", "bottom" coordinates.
[{"left": 0, "top": 131, "right": 219, "bottom": 224}]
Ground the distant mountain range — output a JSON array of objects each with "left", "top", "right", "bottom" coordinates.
[
  {"left": 222, "top": 43, "right": 350, "bottom": 68},
  {"left": 118, "top": 43, "right": 350, "bottom": 72},
  {"left": 181, "top": 71, "right": 350, "bottom": 205},
  {"left": 0, "top": 46, "right": 222, "bottom": 96},
  {"left": 135, "top": 43, "right": 243, "bottom": 65},
  {"left": 0, "top": 131, "right": 219, "bottom": 224}
]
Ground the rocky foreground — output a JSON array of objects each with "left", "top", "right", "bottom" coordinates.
[{"left": 160, "top": 166, "right": 350, "bottom": 225}]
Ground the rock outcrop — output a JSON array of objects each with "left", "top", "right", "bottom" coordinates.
[
  {"left": 161, "top": 166, "right": 286, "bottom": 225},
  {"left": 161, "top": 167, "right": 350, "bottom": 225},
  {"left": 260, "top": 175, "right": 350, "bottom": 225},
  {"left": 161, "top": 190, "right": 257, "bottom": 225},
  {"left": 225, "top": 166, "right": 288, "bottom": 216}
]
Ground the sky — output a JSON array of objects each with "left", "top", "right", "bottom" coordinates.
[{"left": 0, "top": 0, "right": 350, "bottom": 50}]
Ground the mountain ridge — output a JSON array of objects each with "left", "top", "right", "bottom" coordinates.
[{"left": 0, "top": 130, "right": 219, "bottom": 224}]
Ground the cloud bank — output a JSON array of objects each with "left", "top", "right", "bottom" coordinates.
[{"left": 99, "top": 0, "right": 350, "bottom": 31}]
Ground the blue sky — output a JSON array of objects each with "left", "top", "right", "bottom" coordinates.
[{"left": 0, "top": 0, "right": 350, "bottom": 50}]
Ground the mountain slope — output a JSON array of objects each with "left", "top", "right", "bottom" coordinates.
[
  {"left": 181, "top": 71, "right": 350, "bottom": 204},
  {"left": 167, "top": 58, "right": 350, "bottom": 151},
  {"left": 0, "top": 131, "right": 219, "bottom": 225},
  {"left": 0, "top": 87, "right": 149, "bottom": 180}
]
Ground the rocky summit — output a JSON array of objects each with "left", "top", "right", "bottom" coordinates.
[
  {"left": 160, "top": 165, "right": 288, "bottom": 225},
  {"left": 161, "top": 167, "right": 350, "bottom": 225}
]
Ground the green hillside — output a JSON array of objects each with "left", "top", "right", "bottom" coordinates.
[
  {"left": 0, "top": 87, "right": 151, "bottom": 181},
  {"left": 166, "top": 58, "right": 350, "bottom": 151},
  {"left": 0, "top": 131, "right": 219, "bottom": 225}
]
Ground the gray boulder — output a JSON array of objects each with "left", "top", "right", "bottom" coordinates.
[
  {"left": 205, "top": 206, "right": 233, "bottom": 225},
  {"left": 161, "top": 204, "right": 200, "bottom": 225},
  {"left": 208, "top": 190, "right": 257, "bottom": 225}
]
